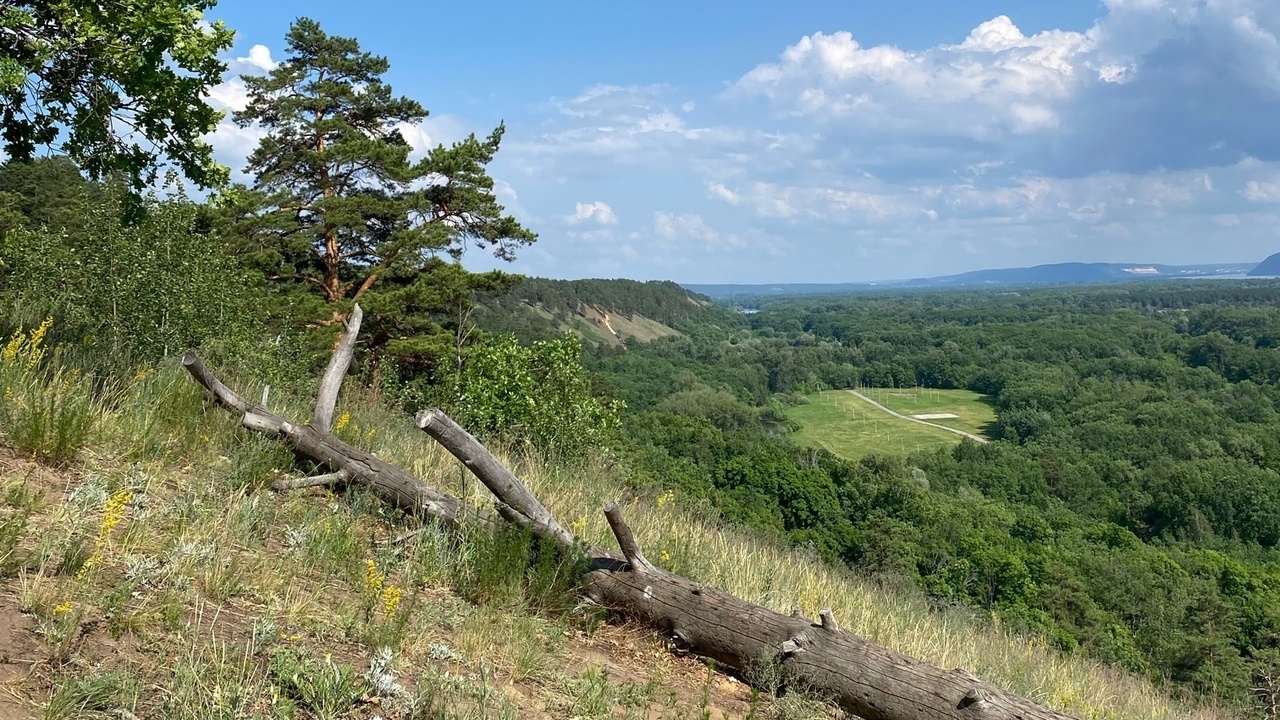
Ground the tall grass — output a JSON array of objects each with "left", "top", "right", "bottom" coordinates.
[{"left": 0, "top": 319, "right": 96, "bottom": 466}]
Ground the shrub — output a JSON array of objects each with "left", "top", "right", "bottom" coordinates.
[
  {"left": 451, "top": 333, "right": 621, "bottom": 457},
  {"left": 1, "top": 189, "right": 253, "bottom": 371}
]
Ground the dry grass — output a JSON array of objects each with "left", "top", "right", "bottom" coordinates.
[{"left": 0, "top": 358, "right": 1234, "bottom": 720}]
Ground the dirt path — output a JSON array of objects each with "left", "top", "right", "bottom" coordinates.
[{"left": 845, "top": 390, "right": 989, "bottom": 444}]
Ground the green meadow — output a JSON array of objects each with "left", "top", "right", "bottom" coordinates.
[
  {"left": 785, "top": 388, "right": 997, "bottom": 462},
  {"left": 855, "top": 386, "right": 998, "bottom": 436}
]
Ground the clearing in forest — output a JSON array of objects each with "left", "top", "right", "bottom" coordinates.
[
  {"left": 785, "top": 388, "right": 997, "bottom": 462},
  {"left": 853, "top": 386, "right": 997, "bottom": 437}
]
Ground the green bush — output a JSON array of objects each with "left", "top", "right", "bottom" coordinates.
[
  {"left": 451, "top": 333, "right": 620, "bottom": 457},
  {"left": 1, "top": 189, "right": 253, "bottom": 371},
  {"left": 267, "top": 647, "right": 367, "bottom": 720}
]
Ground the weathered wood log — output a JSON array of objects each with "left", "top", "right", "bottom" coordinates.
[
  {"left": 586, "top": 506, "right": 1075, "bottom": 720},
  {"left": 601, "top": 502, "right": 655, "bottom": 573},
  {"left": 416, "top": 409, "right": 576, "bottom": 549},
  {"left": 181, "top": 343, "right": 1078, "bottom": 720},
  {"left": 183, "top": 350, "right": 467, "bottom": 525}
]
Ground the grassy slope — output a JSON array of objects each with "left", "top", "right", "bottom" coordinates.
[
  {"left": 535, "top": 302, "right": 682, "bottom": 347},
  {"left": 519, "top": 302, "right": 681, "bottom": 347},
  {"left": 0, "top": 361, "right": 1224, "bottom": 720},
  {"left": 786, "top": 389, "right": 996, "bottom": 462}
]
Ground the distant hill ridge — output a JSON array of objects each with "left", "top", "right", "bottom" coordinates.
[
  {"left": 1249, "top": 252, "right": 1280, "bottom": 276},
  {"left": 686, "top": 261, "right": 1257, "bottom": 298},
  {"left": 906, "top": 261, "right": 1252, "bottom": 287}
]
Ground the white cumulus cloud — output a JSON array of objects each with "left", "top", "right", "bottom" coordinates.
[
  {"left": 205, "top": 78, "right": 249, "bottom": 113},
  {"left": 1245, "top": 180, "right": 1280, "bottom": 203},
  {"left": 706, "top": 182, "right": 741, "bottom": 204},
  {"left": 732, "top": 17, "right": 1090, "bottom": 139},
  {"left": 567, "top": 201, "right": 618, "bottom": 225},
  {"left": 234, "top": 45, "right": 278, "bottom": 73}
]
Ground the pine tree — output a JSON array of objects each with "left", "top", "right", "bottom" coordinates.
[{"left": 231, "top": 18, "right": 535, "bottom": 309}]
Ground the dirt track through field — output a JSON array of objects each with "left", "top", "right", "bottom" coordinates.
[{"left": 844, "top": 390, "right": 989, "bottom": 444}]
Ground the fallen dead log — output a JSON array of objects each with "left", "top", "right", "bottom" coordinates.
[
  {"left": 588, "top": 507, "right": 1069, "bottom": 720},
  {"left": 181, "top": 308, "right": 465, "bottom": 525},
  {"left": 181, "top": 309, "right": 1077, "bottom": 720}
]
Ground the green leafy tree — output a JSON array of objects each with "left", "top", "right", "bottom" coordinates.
[
  {"left": 0, "top": 2, "right": 233, "bottom": 196},
  {"left": 1, "top": 189, "right": 249, "bottom": 365},
  {"left": 452, "top": 333, "right": 620, "bottom": 457},
  {"left": 230, "top": 18, "right": 535, "bottom": 309}
]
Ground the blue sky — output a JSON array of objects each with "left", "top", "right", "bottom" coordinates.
[{"left": 205, "top": 0, "right": 1280, "bottom": 283}]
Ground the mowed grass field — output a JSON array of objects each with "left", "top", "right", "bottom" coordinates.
[
  {"left": 857, "top": 386, "right": 998, "bottom": 436},
  {"left": 786, "top": 388, "right": 997, "bottom": 462}
]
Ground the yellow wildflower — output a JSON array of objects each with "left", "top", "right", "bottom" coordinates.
[
  {"left": 364, "top": 559, "right": 385, "bottom": 594},
  {"left": 660, "top": 550, "right": 671, "bottom": 563},
  {"left": 53, "top": 602, "right": 73, "bottom": 616},
  {"left": 101, "top": 490, "right": 132, "bottom": 533},
  {"left": 77, "top": 490, "right": 134, "bottom": 579},
  {"left": 656, "top": 491, "right": 674, "bottom": 508},
  {"left": 365, "top": 558, "right": 403, "bottom": 616},
  {"left": 1, "top": 328, "right": 23, "bottom": 364},
  {"left": 0, "top": 317, "right": 53, "bottom": 369},
  {"left": 380, "top": 584, "right": 402, "bottom": 616},
  {"left": 25, "top": 317, "right": 51, "bottom": 369},
  {"left": 334, "top": 411, "right": 351, "bottom": 432}
]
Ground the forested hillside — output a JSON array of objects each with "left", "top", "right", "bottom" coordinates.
[
  {"left": 581, "top": 282, "right": 1280, "bottom": 709},
  {"left": 477, "top": 278, "right": 715, "bottom": 346}
]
